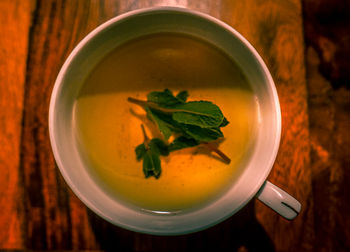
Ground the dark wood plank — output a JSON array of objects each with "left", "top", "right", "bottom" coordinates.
[
  {"left": 0, "top": 0, "right": 32, "bottom": 249},
  {"left": 20, "top": 0, "right": 122, "bottom": 249},
  {"left": 303, "top": 0, "right": 350, "bottom": 251}
]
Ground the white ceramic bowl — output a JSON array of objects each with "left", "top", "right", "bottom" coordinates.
[{"left": 49, "top": 7, "right": 301, "bottom": 235}]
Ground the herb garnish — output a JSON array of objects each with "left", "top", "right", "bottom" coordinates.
[{"left": 128, "top": 89, "right": 230, "bottom": 179}]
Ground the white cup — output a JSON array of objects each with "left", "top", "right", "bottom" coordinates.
[{"left": 49, "top": 7, "right": 301, "bottom": 235}]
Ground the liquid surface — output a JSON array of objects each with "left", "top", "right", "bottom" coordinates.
[{"left": 74, "top": 33, "right": 257, "bottom": 212}]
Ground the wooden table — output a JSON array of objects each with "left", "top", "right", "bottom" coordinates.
[{"left": 0, "top": 0, "right": 318, "bottom": 251}]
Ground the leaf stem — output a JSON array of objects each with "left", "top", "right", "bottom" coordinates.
[
  {"left": 140, "top": 124, "right": 150, "bottom": 146},
  {"left": 202, "top": 142, "right": 231, "bottom": 164},
  {"left": 128, "top": 97, "right": 173, "bottom": 113},
  {"left": 128, "top": 97, "right": 221, "bottom": 119}
]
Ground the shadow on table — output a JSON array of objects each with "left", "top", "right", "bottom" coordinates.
[{"left": 88, "top": 200, "right": 274, "bottom": 252}]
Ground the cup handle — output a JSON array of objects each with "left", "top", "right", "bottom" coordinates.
[{"left": 255, "top": 181, "right": 301, "bottom": 220}]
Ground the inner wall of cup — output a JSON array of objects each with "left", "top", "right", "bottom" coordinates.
[{"left": 52, "top": 9, "right": 280, "bottom": 234}]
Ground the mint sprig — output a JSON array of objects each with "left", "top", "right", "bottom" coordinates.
[
  {"left": 129, "top": 89, "right": 230, "bottom": 179},
  {"left": 135, "top": 125, "right": 169, "bottom": 179}
]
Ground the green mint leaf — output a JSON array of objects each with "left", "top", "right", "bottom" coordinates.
[
  {"left": 147, "top": 89, "right": 185, "bottom": 107},
  {"left": 175, "top": 90, "right": 189, "bottom": 102},
  {"left": 149, "top": 138, "right": 169, "bottom": 156},
  {"left": 135, "top": 143, "right": 147, "bottom": 160},
  {"left": 168, "top": 136, "right": 199, "bottom": 152},
  {"left": 147, "top": 108, "right": 187, "bottom": 135},
  {"left": 143, "top": 150, "right": 161, "bottom": 179},
  {"left": 130, "top": 89, "right": 231, "bottom": 179},
  {"left": 172, "top": 101, "right": 224, "bottom": 128},
  {"left": 146, "top": 107, "right": 172, "bottom": 139},
  {"left": 180, "top": 124, "right": 223, "bottom": 142},
  {"left": 220, "top": 117, "right": 229, "bottom": 127}
]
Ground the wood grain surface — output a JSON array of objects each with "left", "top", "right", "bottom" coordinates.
[
  {"left": 0, "top": 0, "right": 32, "bottom": 248},
  {"left": 303, "top": 1, "right": 350, "bottom": 251},
  {"left": 0, "top": 0, "right": 348, "bottom": 251}
]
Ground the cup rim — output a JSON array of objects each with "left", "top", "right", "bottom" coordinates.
[{"left": 49, "top": 6, "right": 281, "bottom": 235}]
